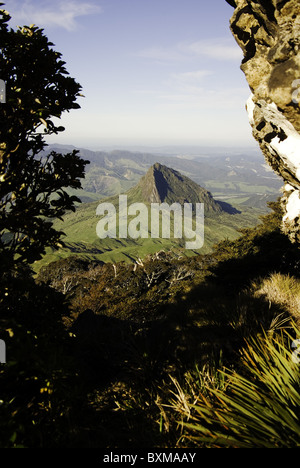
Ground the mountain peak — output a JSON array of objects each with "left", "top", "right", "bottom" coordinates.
[{"left": 128, "top": 163, "right": 228, "bottom": 215}]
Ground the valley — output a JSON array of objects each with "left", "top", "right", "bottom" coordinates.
[
  {"left": 47, "top": 144, "right": 282, "bottom": 205},
  {"left": 34, "top": 145, "right": 282, "bottom": 272}
]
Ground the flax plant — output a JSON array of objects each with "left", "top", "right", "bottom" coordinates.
[{"left": 170, "top": 323, "right": 300, "bottom": 448}]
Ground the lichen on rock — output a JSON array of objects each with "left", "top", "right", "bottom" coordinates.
[{"left": 226, "top": 0, "right": 300, "bottom": 242}]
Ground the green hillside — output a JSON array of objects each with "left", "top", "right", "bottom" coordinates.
[
  {"left": 45, "top": 145, "right": 282, "bottom": 205},
  {"left": 33, "top": 164, "right": 265, "bottom": 272}
]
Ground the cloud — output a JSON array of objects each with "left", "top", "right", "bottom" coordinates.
[
  {"left": 171, "top": 70, "right": 213, "bottom": 80},
  {"left": 136, "top": 46, "right": 184, "bottom": 63},
  {"left": 169, "top": 70, "right": 213, "bottom": 85},
  {"left": 162, "top": 69, "right": 213, "bottom": 96},
  {"left": 132, "top": 62, "right": 248, "bottom": 114},
  {"left": 157, "top": 86, "right": 249, "bottom": 111},
  {"left": 133, "top": 80, "right": 249, "bottom": 114},
  {"left": 137, "top": 38, "right": 242, "bottom": 63},
  {"left": 4, "top": 0, "right": 102, "bottom": 31},
  {"left": 132, "top": 69, "right": 214, "bottom": 105},
  {"left": 179, "top": 39, "right": 242, "bottom": 61}
]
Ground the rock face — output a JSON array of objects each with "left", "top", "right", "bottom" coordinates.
[
  {"left": 131, "top": 163, "right": 226, "bottom": 215},
  {"left": 226, "top": 0, "right": 300, "bottom": 241}
]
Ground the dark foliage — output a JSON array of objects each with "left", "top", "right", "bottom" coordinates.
[
  {"left": 1, "top": 3, "right": 299, "bottom": 448},
  {"left": 0, "top": 5, "right": 89, "bottom": 270}
]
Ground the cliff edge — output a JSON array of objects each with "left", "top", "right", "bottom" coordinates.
[{"left": 226, "top": 0, "right": 300, "bottom": 241}]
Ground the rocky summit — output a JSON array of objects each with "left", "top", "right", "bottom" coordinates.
[
  {"left": 128, "top": 162, "right": 227, "bottom": 215},
  {"left": 226, "top": 0, "right": 300, "bottom": 241}
]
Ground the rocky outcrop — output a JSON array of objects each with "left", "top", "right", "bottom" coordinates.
[
  {"left": 130, "top": 163, "right": 227, "bottom": 215},
  {"left": 226, "top": 0, "right": 300, "bottom": 241}
]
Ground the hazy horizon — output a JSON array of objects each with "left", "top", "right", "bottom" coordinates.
[{"left": 47, "top": 140, "right": 261, "bottom": 157}]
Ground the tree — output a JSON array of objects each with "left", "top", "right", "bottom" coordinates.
[{"left": 0, "top": 4, "right": 89, "bottom": 271}]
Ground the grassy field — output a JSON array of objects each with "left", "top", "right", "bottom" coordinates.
[
  {"left": 32, "top": 159, "right": 278, "bottom": 273},
  {"left": 33, "top": 196, "right": 265, "bottom": 273}
]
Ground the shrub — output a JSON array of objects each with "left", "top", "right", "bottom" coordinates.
[
  {"left": 254, "top": 273, "right": 300, "bottom": 325},
  {"left": 168, "top": 323, "right": 300, "bottom": 448}
]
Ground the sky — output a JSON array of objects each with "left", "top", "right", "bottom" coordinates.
[{"left": 2, "top": 0, "right": 257, "bottom": 150}]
